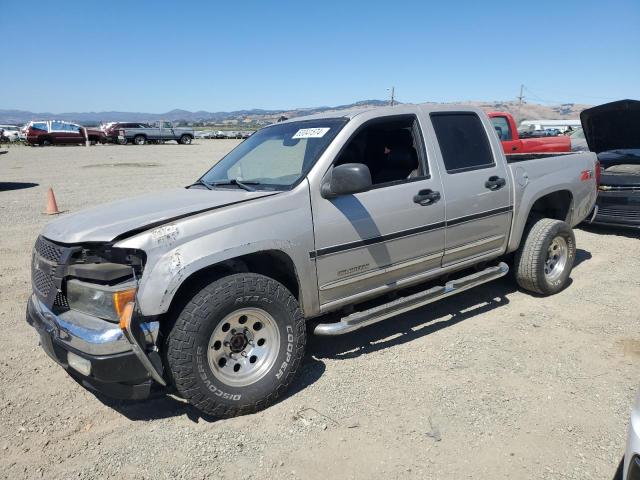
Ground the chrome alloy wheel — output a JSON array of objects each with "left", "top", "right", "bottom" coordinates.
[
  {"left": 544, "top": 236, "right": 568, "bottom": 282},
  {"left": 207, "top": 308, "right": 280, "bottom": 387}
]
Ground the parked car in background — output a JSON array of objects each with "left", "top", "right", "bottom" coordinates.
[
  {"left": 24, "top": 120, "right": 105, "bottom": 146},
  {"left": 582, "top": 99, "right": 640, "bottom": 229},
  {"left": 102, "top": 122, "right": 152, "bottom": 143},
  {"left": 488, "top": 112, "right": 571, "bottom": 154},
  {"left": 0, "top": 125, "right": 21, "bottom": 142},
  {"left": 117, "top": 121, "right": 194, "bottom": 145},
  {"left": 569, "top": 128, "right": 589, "bottom": 151},
  {"left": 194, "top": 130, "right": 215, "bottom": 139}
]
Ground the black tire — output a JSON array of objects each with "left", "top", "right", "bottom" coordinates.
[
  {"left": 514, "top": 217, "right": 576, "bottom": 295},
  {"left": 179, "top": 134, "right": 192, "bottom": 145},
  {"left": 166, "top": 273, "right": 306, "bottom": 418},
  {"left": 40, "top": 137, "right": 52, "bottom": 146},
  {"left": 133, "top": 135, "right": 146, "bottom": 145}
]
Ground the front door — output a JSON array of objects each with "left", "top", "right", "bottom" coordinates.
[
  {"left": 430, "top": 112, "right": 512, "bottom": 266},
  {"left": 310, "top": 114, "right": 446, "bottom": 308}
]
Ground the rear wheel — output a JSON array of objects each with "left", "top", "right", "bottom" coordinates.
[
  {"left": 166, "top": 273, "right": 306, "bottom": 418},
  {"left": 133, "top": 135, "right": 146, "bottom": 145},
  {"left": 515, "top": 218, "right": 576, "bottom": 295},
  {"left": 179, "top": 134, "right": 192, "bottom": 145}
]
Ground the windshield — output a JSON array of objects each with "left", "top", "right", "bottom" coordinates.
[
  {"left": 570, "top": 128, "right": 584, "bottom": 139},
  {"left": 200, "top": 118, "right": 347, "bottom": 190}
]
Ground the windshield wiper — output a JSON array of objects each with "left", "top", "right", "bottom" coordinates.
[
  {"left": 212, "top": 179, "right": 261, "bottom": 192},
  {"left": 187, "top": 179, "right": 212, "bottom": 190}
]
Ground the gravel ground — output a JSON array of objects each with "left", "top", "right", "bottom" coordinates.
[{"left": 0, "top": 142, "right": 639, "bottom": 480}]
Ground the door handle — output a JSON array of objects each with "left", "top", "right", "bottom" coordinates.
[
  {"left": 485, "top": 176, "right": 506, "bottom": 191},
  {"left": 413, "top": 189, "right": 441, "bottom": 206}
]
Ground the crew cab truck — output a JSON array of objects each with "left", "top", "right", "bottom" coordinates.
[
  {"left": 118, "top": 121, "right": 195, "bottom": 145},
  {"left": 26, "top": 105, "right": 598, "bottom": 417},
  {"left": 488, "top": 111, "right": 571, "bottom": 154}
]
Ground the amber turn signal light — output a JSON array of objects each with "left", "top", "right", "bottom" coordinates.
[
  {"left": 118, "top": 301, "right": 135, "bottom": 331},
  {"left": 113, "top": 288, "right": 137, "bottom": 319}
]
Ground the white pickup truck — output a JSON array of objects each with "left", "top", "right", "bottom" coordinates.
[{"left": 27, "top": 104, "right": 599, "bottom": 417}]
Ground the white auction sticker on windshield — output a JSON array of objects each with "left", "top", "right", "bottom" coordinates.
[{"left": 292, "top": 127, "right": 330, "bottom": 139}]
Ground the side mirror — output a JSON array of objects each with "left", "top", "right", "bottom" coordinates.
[{"left": 321, "top": 163, "right": 372, "bottom": 198}]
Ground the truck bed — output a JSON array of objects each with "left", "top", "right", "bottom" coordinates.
[{"left": 506, "top": 152, "right": 579, "bottom": 163}]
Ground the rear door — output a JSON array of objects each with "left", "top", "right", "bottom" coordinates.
[{"left": 428, "top": 112, "right": 512, "bottom": 266}]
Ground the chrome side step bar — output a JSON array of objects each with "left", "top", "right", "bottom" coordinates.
[{"left": 314, "top": 262, "right": 509, "bottom": 336}]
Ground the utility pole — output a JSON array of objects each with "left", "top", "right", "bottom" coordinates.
[
  {"left": 389, "top": 86, "right": 395, "bottom": 107},
  {"left": 516, "top": 84, "right": 524, "bottom": 120}
]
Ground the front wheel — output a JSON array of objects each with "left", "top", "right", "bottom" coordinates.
[
  {"left": 166, "top": 273, "right": 306, "bottom": 418},
  {"left": 133, "top": 135, "right": 146, "bottom": 145},
  {"left": 179, "top": 135, "right": 192, "bottom": 145},
  {"left": 514, "top": 218, "right": 576, "bottom": 295}
]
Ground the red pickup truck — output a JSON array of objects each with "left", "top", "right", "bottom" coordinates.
[{"left": 488, "top": 112, "right": 570, "bottom": 154}]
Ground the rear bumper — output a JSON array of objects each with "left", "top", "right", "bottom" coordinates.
[{"left": 26, "top": 295, "right": 160, "bottom": 399}]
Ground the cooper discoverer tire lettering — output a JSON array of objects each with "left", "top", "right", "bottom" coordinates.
[
  {"left": 514, "top": 217, "right": 576, "bottom": 295},
  {"left": 166, "top": 273, "right": 306, "bottom": 418}
]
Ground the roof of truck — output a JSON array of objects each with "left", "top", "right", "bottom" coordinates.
[{"left": 280, "top": 103, "right": 483, "bottom": 124}]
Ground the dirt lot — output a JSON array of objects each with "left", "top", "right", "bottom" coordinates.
[{"left": 1, "top": 142, "right": 639, "bottom": 480}]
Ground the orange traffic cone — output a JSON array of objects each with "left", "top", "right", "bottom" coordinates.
[{"left": 45, "top": 187, "right": 60, "bottom": 215}]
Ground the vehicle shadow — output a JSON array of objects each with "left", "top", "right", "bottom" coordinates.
[
  {"left": 101, "top": 276, "right": 522, "bottom": 422},
  {"left": 579, "top": 223, "right": 640, "bottom": 240},
  {"left": 309, "top": 276, "right": 517, "bottom": 361},
  {"left": 612, "top": 456, "right": 624, "bottom": 480},
  {"left": 0, "top": 182, "right": 39, "bottom": 191},
  {"left": 574, "top": 248, "right": 592, "bottom": 269},
  {"left": 97, "top": 356, "right": 326, "bottom": 423}
]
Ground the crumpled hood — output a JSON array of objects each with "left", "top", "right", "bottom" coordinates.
[
  {"left": 42, "top": 187, "right": 277, "bottom": 244},
  {"left": 580, "top": 99, "right": 640, "bottom": 153}
]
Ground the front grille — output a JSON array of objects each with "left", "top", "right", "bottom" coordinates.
[
  {"left": 32, "top": 267, "right": 55, "bottom": 298},
  {"left": 35, "top": 236, "right": 66, "bottom": 263},
  {"left": 597, "top": 206, "right": 640, "bottom": 220},
  {"left": 54, "top": 291, "right": 69, "bottom": 308},
  {"left": 31, "top": 236, "right": 73, "bottom": 309}
]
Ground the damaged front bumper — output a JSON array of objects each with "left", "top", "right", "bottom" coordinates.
[{"left": 26, "top": 294, "right": 163, "bottom": 400}]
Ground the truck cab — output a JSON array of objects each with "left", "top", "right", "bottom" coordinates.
[{"left": 488, "top": 111, "right": 571, "bottom": 154}]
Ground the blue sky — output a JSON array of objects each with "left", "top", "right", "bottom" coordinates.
[{"left": 2, "top": 0, "right": 639, "bottom": 113}]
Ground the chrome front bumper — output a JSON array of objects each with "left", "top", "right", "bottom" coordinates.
[{"left": 27, "top": 294, "right": 159, "bottom": 356}]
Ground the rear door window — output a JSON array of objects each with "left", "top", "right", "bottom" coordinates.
[
  {"left": 430, "top": 113, "right": 495, "bottom": 173},
  {"left": 490, "top": 116, "right": 512, "bottom": 141}
]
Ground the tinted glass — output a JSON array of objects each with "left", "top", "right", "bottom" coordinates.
[
  {"left": 51, "top": 121, "right": 65, "bottom": 131},
  {"left": 431, "top": 113, "right": 494, "bottom": 173},
  {"left": 201, "top": 118, "right": 347, "bottom": 190},
  {"left": 32, "top": 122, "right": 47, "bottom": 131},
  {"left": 490, "top": 116, "right": 512, "bottom": 141}
]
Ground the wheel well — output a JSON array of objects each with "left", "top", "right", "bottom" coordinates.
[
  {"left": 528, "top": 190, "right": 573, "bottom": 223},
  {"left": 165, "top": 250, "right": 301, "bottom": 321}
]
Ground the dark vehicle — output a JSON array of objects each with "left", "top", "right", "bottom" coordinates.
[
  {"left": 25, "top": 120, "right": 105, "bottom": 146},
  {"left": 102, "top": 122, "right": 151, "bottom": 144},
  {"left": 581, "top": 99, "right": 640, "bottom": 228}
]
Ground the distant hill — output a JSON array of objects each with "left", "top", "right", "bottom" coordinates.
[{"left": 0, "top": 99, "right": 591, "bottom": 126}]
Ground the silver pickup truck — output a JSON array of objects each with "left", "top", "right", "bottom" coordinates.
[
  {"left": 118, "top": 121, "right": 195, "bottom": 145},
  {"left": 26, "top": 104, "right": 598, "bottom": 417}
]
